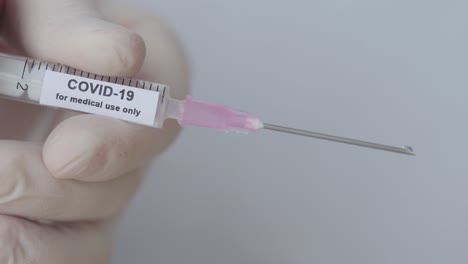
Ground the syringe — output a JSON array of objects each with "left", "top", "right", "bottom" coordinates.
[{"left": 0, "top": 52, "right": 414, "bottom": 156}]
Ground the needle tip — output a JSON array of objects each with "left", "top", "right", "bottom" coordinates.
[{"left": 402, "top": 146, "right": 416, "bottom": 156}]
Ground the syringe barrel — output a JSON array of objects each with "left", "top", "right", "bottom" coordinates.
[
  {"left": 0, "top": 53, "right": 43, "bottom": 104},
  {"left": 0, "top": 52, "right": 174, "bottom": 128}
]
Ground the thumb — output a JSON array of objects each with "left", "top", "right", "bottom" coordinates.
[{"left": 3, "top": 0, "right": 145, "bottom": 76}]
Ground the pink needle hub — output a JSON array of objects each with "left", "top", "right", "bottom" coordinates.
[{"left": 178, "top": 96, "right": 263, "bottom": 133}]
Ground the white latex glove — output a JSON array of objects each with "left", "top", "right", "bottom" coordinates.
[{"left": 0, "top": 0, "right": 189, "bottom": 263}]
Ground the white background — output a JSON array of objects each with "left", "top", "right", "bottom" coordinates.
[{"left": 113, "top": 1, "right": 468, "bottom": 264}]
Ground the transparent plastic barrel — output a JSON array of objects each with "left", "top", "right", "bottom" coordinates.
[{"left": 0, "top": 52, "right": 177, "bottom": 128}]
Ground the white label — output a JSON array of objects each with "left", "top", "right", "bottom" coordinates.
[{"left": 40, "top": 71, "right": 159, "bottom": 126}]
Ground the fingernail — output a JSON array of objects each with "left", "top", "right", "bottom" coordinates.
[
  {"left": 49, "top": 153, "right": 91, "bottom": 179},
  {"left": 43, "top": 132, "right": 94, "bottom": 179}
]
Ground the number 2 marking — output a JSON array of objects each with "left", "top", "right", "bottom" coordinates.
[{"left": 16, "top": 82, "right": 29, "bottom": 91}]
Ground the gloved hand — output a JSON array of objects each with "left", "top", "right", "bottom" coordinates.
[{"left": 0, "top": 0, "right": 189, "bottom": 263}]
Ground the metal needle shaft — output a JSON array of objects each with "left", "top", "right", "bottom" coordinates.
[{"left": 262, "top": 123, "right": 415, "bottom": 156}]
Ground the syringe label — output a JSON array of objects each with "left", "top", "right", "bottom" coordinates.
[{"left": 39, "top": 71, "right": 159, "bottom": 126}]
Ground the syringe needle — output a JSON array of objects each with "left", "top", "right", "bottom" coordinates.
[{"left": 262, "top": 123, "right": 415, "bottom": 156}]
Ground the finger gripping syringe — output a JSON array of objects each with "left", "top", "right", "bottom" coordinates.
[{"left": 0, "top": 52, "right": 415, "bottom": 156}]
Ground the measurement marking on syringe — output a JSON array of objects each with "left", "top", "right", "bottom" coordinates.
[
  {"left": 38, "top": 62, "right": 42, "bottom": 70},
  {"left": 21, "top": 59, "right": 28, "bottom": 79},
  {"left": 31, "top": 60, "right": 35, "bottom": 70},
  {"left": 162, "top": 87, "right": 166, "bottom": 102}
]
